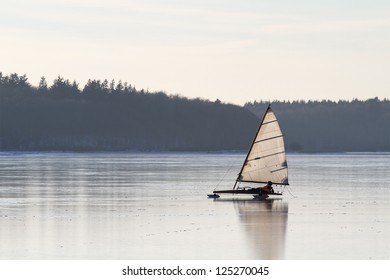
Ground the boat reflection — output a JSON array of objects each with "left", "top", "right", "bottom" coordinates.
[{"left": 216, "top": 198, "right": 288, "bottom": 259}]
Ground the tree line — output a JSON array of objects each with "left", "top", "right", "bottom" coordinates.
[
  {"left": 0, "top": 73, "right": 258, "bottom": 151},
  {"left": 1, "top": 72, "right": 389, "bottom": 152},
  {"left": 245, "top": 99, "right": 390, "bottom": 152}
]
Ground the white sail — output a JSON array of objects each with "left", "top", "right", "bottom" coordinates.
[{"left": 238, "top": 106, "right": 288, "bottom": 185}]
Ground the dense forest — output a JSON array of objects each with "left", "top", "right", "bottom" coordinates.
[
  {"left": 1, "top": 72, "right": 389, "bottom": 152},
  {"left": 0, "top": 73, "right": 258, "bottom": 151},
  {"left": 245, "top": 99, "right": 390, "bottom": 152}
]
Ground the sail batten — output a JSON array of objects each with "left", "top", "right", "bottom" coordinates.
[
  {"left": 236, "top": 105, "right": 289, "bottom": 186},
  {"left": 271, "top": 167, "right": 288, "bottom": 173},
  {"left": 254, "top": 134, "right": 284, "bottom": 144},
  {"left": 262, "top": 120, "right": 278, "bottom": 125},
  {"left": 248, "top": 151, "right": 285, "bottom": 161},
  {"left": 237, "top": 179, "right": 290, "bottom": 186}
]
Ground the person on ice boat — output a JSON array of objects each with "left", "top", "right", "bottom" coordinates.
[{"left": 259, "top": 181, "right": 274, "bottom": 194}]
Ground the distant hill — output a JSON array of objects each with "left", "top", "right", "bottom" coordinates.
[
  {"left": 0, "top": 73, "right": 258, "bottom": 151},
  {"left": 1, "top": 73, "right": 389, "bottom": 152},
  {"left": 245, "top": 99, "right": 390, "bottom": 152}
]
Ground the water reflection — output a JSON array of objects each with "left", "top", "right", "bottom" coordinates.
[
  {"left": 216, "top": 198, "right": 288, "bottom": 259},
  {"left": 235, "top": 199, "right": 288, "bottom": 259}
]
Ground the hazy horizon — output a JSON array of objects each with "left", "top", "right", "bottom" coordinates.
[{"left": 2, "top": 0, "right": 389, "bottom": 105}]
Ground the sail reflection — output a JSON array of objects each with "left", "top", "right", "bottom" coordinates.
[{"left": 231, "top": 198, "right": 288, "bottom": 259}]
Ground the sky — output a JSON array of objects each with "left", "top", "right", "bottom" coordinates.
[{"left": 1, "top": 0, "right": 389, "bottom": 105}]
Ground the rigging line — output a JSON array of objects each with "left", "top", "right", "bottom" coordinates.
[
  {"left": 286, "top": 185, "right": 296, "bottom": 198},
  {"left": 214, "top": 162, "right": 235, "bottom": 190}
]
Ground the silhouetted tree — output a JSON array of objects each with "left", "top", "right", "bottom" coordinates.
[{"left": 38, "top": 76, "right": 48, "bottom": 93}]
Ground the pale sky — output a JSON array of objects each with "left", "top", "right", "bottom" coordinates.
[{"left": 1, "top": 0, "right": 389, "bottom": 105}]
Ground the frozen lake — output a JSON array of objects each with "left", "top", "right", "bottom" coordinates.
[{"left": 0, "top": 152, "right": 389, "bottom": 259}]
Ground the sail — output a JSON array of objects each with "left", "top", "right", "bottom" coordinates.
[{"left": 237, "top": 105, "right": 288, "bottom": 185}]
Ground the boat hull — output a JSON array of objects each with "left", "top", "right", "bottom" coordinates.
[
  {"left": 213, "top": 189, "right": 282, "bottom": 196},
  {"left": 253, "top": 194, "right": 269, "bottom": 200}
]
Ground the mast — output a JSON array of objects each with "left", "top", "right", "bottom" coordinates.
[{"left": 233, "top": 104, "right": 271, "bottom": 190}]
